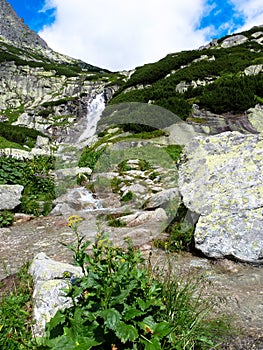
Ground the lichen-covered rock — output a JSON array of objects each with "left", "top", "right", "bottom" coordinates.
[
  {"left": 221, "top": 34, "right": 248, "bottom": 48},
  {"left": 248, "top": 104, "right": 263, "bottom": 133},
  {"left": 145, "top": 188, "right": 180, "bottom": 209},
  {"left": 178, "top": 131, "right": 263, "bottom": 263},
  {"left": 0, "top": 184, "right": 24, "bottom": 210},
  {"left": 29, "top": 253, "right": 83, "bottom": 337},
  {"left": 244, "top": 64, "right": 263, "bottom": 76}
]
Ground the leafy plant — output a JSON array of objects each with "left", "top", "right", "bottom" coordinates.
[
  {"left": 0, "top": 263, "right": 34, "bottom": 349},
  {"left": 155, "top": 203, "right": 195, "bottom": 252},
  {"left": 0, "top": 210, "right": 14, "bottom": 228},
  {"left": 121, "top": 190, "right": 134, "bottom": 202},
  {"left": 108, "top": 218, "right": 127, "bottom": 227},
  {"left": 37, "top": 224, "right": 229, "bottom": 349},
  {"left": 0, "top": 155, "right": 55, "bottom": 216}
]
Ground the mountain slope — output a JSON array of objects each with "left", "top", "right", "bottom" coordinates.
[
  {"left": 0, "top": 0, "right": 48, "bottom": 49},
  {"left": 0, "top": 1, "right": 123, "bottom": 146},
  {"left": 110, "top": 26, "right": 263, "bottom": 123}
]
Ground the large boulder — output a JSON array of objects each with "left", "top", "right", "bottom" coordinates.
[
  {"left": 0, "top": 184, "right": 24, "bottom": 210},
  {"left": 221, "top": 34, "right": 248, "bottom": 48},
  {"left": 178, "top": 131, "right": 263, "bottom": 263},
  {"left": 29, "top": 253, "right": 83, "bottom": 337}
]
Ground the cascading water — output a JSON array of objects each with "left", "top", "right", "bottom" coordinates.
[
  {"left": 53, "top": 92, "right": 108, "bottom": 215},
  {"left": 78, "top": 92, "right": 106, "bottom": 143}
]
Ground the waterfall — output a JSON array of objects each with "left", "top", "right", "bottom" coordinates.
[{"left": 78, "top": 92, "right": 105, "bottom": 143}]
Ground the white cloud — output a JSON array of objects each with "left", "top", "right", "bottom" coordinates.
[
  {"left": 39, "top": 0, "right": 263, "bottom": 71},
  {"left": 229, "top": 0, "right": 263, "bottom": 30},
  {"left": 39, "top": 0, "right": 210, "bottom": 71}
]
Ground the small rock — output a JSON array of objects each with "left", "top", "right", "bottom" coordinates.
[{"left": 0, "top": 184, "right": 24, "bottom": 210}]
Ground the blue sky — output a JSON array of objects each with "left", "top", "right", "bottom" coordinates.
[
  {"left": 7, "top": 0, "right": 263, "bottom": 71},
  {"left": 8, "top": 0, "right": 55, "bottom": 31}
]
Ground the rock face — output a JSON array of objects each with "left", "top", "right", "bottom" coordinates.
[
  {"left": 0, "top": 0, "right": 48, "bottom": 48},
  {"left": 178, "top": 131, "right": 263, "bottom": 263},
  {"left": 221, "top": 34, "right": 248, "bottom": 48},
  {"left": 0, "top": 184, "right": 24, "bottom": 210},
  {"left": 248, "top": 104, "right": 263, "bottom": 133},
  {"left": 29, "top": 253, "right": 83, "bottom": 337}
]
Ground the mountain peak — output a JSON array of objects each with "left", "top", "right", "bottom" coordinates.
[{"left": 0, "top": 0, "right": 48, "bottom": 49}]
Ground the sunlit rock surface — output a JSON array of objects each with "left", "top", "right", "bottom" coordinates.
[
  {"left": 0, "top": 184, "right": 24, "bottom": 210},
  {"left": 29, "top": 253, "right": 83, "bottom": 337},
  {"left": 178, "top": 131, "right": 263, "bottom": 263}
]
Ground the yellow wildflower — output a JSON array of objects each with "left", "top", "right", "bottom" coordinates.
[{"left": 67, "top": 215, "right": 83, "bottom": 228}]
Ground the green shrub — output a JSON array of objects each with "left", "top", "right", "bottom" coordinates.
[
  {"left": 108, "top": 218, "right": 127, "bottom": 227},
  {"left": 121, "top": 190, "right": 134, "bottom": 202},
  {"left": 0, "top": 123, "right": 47, "bottom": 148},
  {"left": 78, "top": 146, "right": 106, "bottom": 171},
  {"left": 110, "top": 36, "right": 263, "bottom": 118},
  {"left": 164, "top": 145, "right": 183, "bottom": 162},
  {"left": 0, "top": 210, "right": 14, "bottom": 228},
  {"left": 0, "top": 136, "right": 24, "bottom": 150},
  {"left": 37, "top": 230, "right": 229, "bottom": 349},
  {"left": 0, "top": 155, "right": 55, "bottom": 216}
]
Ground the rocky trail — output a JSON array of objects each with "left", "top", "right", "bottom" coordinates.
[{"left": 1, "top": 214, "right": 263, "bottom": 348}]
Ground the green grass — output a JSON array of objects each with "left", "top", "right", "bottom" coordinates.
[
  {"left": 1, "top": 105, "right": 25, "bottom": 124},
  {"left": 0, "top": 263, "right": 34, "bottom": 349},
  {"left": 0, "top": 136, "right": 24, "bottom": 150}
]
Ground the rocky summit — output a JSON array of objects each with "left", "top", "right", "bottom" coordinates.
[{"left": 0, "top": 0, "right": 48, "bottom": 49}]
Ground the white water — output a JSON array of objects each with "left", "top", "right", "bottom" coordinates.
[
  {"left": 67, "top": 187, "right": 102, "bottom": 211},
  {"left": 78, "top": 92, "right": 105, "bottom": 143}
]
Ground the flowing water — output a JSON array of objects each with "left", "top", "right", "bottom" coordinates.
[{"left": 78, "top": 92, "right": 105, "bottom": 143}]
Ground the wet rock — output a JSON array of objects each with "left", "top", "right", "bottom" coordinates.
[
  {"left": 51, "top": 187, "right": 101, "bottom": 216},
  {"left": 178, "top": 131, "right": 263, "bottom": 263}
]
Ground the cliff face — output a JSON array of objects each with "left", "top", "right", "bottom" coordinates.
[
  {"left": 0, "top": 0, "right": 48, "bottom": 49},
  {"left": 0, "top": 1, "right": 119, "bottom": 142}
]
